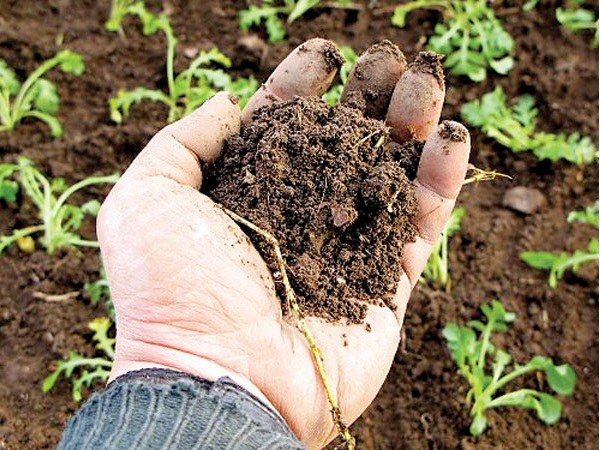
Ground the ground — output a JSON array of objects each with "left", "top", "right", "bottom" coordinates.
[{"left": 0, "top": 1, "right": 597, "bottom": 449}]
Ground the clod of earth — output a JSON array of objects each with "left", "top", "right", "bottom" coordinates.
[{"left": 205, "top": 96, "right": 422, "bottom": 324}]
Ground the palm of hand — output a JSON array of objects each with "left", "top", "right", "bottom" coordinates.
[{"left": 99, "top": 39, "right": 469, "bottom": 449}]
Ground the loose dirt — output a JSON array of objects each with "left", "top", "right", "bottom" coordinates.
[
  {"left": 206, "top": 96, "right": 419, "bottom": 323},
  {"left": 0, "top": 1, "right": 597, "bottom": 449}
]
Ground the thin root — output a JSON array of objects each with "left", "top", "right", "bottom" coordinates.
[
  {"left": 463, "top": 164, "right": 512, "bottom": 185},
  {"left": 219, "top": 206, "right": 356, "bottom": 450}
]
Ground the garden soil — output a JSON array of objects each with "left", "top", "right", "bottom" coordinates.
[
  {"left": 0, "top": 1, "right": 597, "bottom": 449},
  {"left": 206, "top": 96, "right": 418, "bottom": 323}
]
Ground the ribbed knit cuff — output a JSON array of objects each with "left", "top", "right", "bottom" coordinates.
[{"left": 58, "top": 368, "right": 304, "bottom": 449}]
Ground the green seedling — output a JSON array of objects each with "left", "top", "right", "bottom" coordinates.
[
  {"left": 391, "top": 0, "right": 514, "bottom": 82},
  {"left": 240, "top": 0, "right": 352, "bottom": 43},
  {"left": 0, "top": 50, "right": 85, "bottom": 137},
  {"left": 0, "top": 158, "right": 118, "bottom": 255},
  {"left": 109, "top": 3, "right": 258, "bottom": 123},
  {"left": 443, "top": 300, "right": 577, "bottom": 436},
  {"left": 522, "top": 0, "right": 540, "bottom": 11},
  {"left": 556, "top": 0, "right": 599, "bottom": 47},
  {"left": 567, "top": 200, "right": 599, "bottom": 228},
  {"left": 0, "top": 163, "right": 19, "bottom": 202},
  {"left": 85, "top": 263, "right": 115, "bottom": 320},
  {"left": 461, "top": 86, "right": 598, "bottom": 165},
  {"left": 422, "top": 206, "right": 465, "bottom": 290},
  {"left": 323, "top": 46, "right": 358, "bottom": 106},
  {"left": 105, "top": 0, "right": 138, "bottom": 32},
  {"left": 521, "top": 202, "right": 599, "bottom": 288},
  {"left": 43, "top": 317, "right": 114, "bottom": 402}
]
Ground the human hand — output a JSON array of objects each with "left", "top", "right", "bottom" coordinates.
[{"left": 97, "top": 39, "right": 470, "bottom": 449}]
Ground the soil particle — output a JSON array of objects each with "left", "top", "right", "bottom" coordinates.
[
  {"left": 410, "top": 51, "right": 445, "bottom": 89},
  {"left": 502, "top": 186, "right": 548, "bottom": 215},
  {"left": 205, "top": 96, "right": 419, "bottom": 323}
]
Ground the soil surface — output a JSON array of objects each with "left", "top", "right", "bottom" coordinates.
[
  {"left": 0, "top": 0, "right": 598, "bottom": 449},
  {"left": 206, "top": 96, "right": 418, "bottom": 323}
]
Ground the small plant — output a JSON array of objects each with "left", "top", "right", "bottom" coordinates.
[
  {"left": 323, "top": 46, "right": 358, "bottom": 106},
  {"left": 105, "top": 0, "right": 138, "bottom": 32},
  {"left": 43, "top": 317, "right": 114, "bottom": 401},
  {"left": 85, "top": 263, "right": 115, "bottom": 320},
  {"left": 443, "top": 300, "right": 577, "bottom": 436},
  {"left": 461, "top": 86, "right": 598, "bottom": 165},
  {"left": 521, "top": 202, "right": 599, "bottom": 288},
  {"left": 240, "top": 0, "right": 352, "bottom": 43},
  {"left": 0, "top": 158, "right": 118, "bottom": 255},
  {"left": 0, "top": 50, "right": 85, "bottom": 137},
  {"left": 422, "top": 206, "right": 465, "bottom": 290},
  {"left": 556, "top": 0, "right": 599, "bottom": 47},
  {"left": 391, "top": 0, "right": 514, "bottom": 82},
  {"left": 109, "top": 3, "right": 259, "bottom": 123}
]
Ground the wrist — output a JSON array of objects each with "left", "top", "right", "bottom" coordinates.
[{"left": 109, "top": 355, "right": 284, "bottom": 423}]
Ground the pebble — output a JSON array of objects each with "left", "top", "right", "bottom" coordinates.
[{"left": 502, "top": 186, "right": 547, "bottom": 214}]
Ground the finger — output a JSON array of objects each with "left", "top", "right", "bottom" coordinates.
[
  {"left": 124, "top": 92, "right": 241, "bottom": 189},
  {"left": 386, "top": 52, "right": 445, "bottom": 143},
  {"left": 401, "top": 121, "right": 471, "bottom": 288},
  {"left": 340, "top": 40, "right": 407, "bottom": 120},
  {"left": 242, "top": 38, "right": 343, "bottom": 122}
]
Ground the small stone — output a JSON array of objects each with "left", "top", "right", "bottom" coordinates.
[
  {"left": 502, "top": 186, "right": 547, "bottom": 214},
  {"left": 182, "top": 46, "right": 199, "bottom": 59},
  {"left": 242, "top": 169, "right": 256, "bottom": 185}
]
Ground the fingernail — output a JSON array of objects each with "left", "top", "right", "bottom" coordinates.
[
  {"left": 410, "top": 52, "right": 445, "bottom": 89},
  {"left": 438, "top": 120, "right": 469, "bottom": 143}
]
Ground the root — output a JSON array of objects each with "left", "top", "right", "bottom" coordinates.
[
  {"left": 220, "top": 206, "right": 356, "bottom": 450},
  {"left": 463, "top": 164, "right": 512, "bottom": 185}
]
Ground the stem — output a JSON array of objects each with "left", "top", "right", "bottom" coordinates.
[
  {"left": 0, "top": 90, "right": 13, "bottom": 128},
  {"left": 0, "top": 225, "right": 45, "bottom": 254},
  {"left": 220, "top": 206, "right": 355, "bottom": 450},
  {"left": 53, "top": 175, "right": 119, "bottom": 218},
  {"left": 486, "top": 388, "right": 541, "bottom": 409},
  {"left": 11, "top": 55, "right": 62, "bottom": 123},
  {"left": 477, "top": 320, "right": 493, "bottom": 370},
  {"left": 485, "top": 364, "right": 536, "bottom": 397},
  {"left": 68, "top": 238, "right": 100, "bottom": 248}
]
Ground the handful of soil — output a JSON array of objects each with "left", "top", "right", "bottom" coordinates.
[{"left": 205, "top": 96, "right": 421, "bottom": 323}]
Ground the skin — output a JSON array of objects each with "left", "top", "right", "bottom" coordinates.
[{"left": 97, "top": 39, "right": 470, "bottom": 449}]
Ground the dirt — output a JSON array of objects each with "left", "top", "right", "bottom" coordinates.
[
  {"left": 0, "top": 0, "right": 597, "bottom": 449},
  {"left": 206, "top": 96, "right": 418, "bottom": 323}
]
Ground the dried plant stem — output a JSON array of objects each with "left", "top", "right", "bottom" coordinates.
[
  {"left": 463, "top": 164, "right": 513, "bottom": 185},
  {"left": 219, "top": 205, "right": 356, "bottom": 450}
]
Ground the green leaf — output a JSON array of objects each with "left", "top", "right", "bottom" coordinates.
[
  {"left": 567, "top": 201, "right": 599, "bottom": 228},
  {"left": 81, "top": 199, "right": 101, "bottom": 216},
  {"left": 0, "top": 59, "right": 21, "bottom": 94},
  {"left": 534, "top": 393, "right": 562, "bottom": 424},
  {"left": 33, "top": 79, "right": 60, "bottom": 114},
  {"left": 545, "top": 364, "right": 577, "bottom": 395},
  {"left": 489, "top": 56, "right": 514, "bottom": 75},
  {"left": 288, "top": 0, "right": 320, "bottom": 23},
  {"left": 109, "top": 87, "right": 172, "bottom": 123},
  {"left": 56, "top": 50, "right": 86, "bottom": 76},
  {"left": 265, "top": 14, "right": 286, "bottom": 43},
  {"left": 443, "top": 323, "right": 477, "bottom": 367},
  {"left": 521, "top": 251, "right": 558, "bottom": 270}
]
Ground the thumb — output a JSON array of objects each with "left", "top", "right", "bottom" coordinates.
[{"left": 123, "top": 92, "right": 241, "bottom": 189}]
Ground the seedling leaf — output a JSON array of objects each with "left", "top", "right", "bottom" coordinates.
[{"left": 444, "top": 300, "right": 576, "bottom": 436}]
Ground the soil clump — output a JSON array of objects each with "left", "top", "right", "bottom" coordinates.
[{"left": 206, "top": 96, "right": 420, "bottom": 323}]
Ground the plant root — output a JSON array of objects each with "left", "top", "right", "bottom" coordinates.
[
  {"left": 463, "top": 164, "right": 512, "bottom": 185},
  {"left": 219, "top": 205, "right": 356, "bottom": 450}
]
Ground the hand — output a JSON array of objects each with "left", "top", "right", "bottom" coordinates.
[{"left": 97, "top": 39, "right": 470, "bottom": 449}]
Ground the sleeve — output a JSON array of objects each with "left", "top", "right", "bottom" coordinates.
[{"left": 58, "top": 368, "right": 304, "bottom": 450}]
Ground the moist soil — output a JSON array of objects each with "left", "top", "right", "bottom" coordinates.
[
  {"left": 0, "top": 1, "right": 598, "bottom": 449},
  {"left": 206, "top": 96, "right": 418, "bottom": 323}
]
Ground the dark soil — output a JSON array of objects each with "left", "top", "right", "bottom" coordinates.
[
  {"left": 0, "top": 1, "right": 597, "bottom": 449},
  {"left": 206, "top": 96, "right": 418, "bottom": 323}
]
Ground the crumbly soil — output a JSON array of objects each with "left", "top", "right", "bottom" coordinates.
[
  {"left": 206, "top": 96, "right": 418, "bottom": 323},
  {"left": 0, "top": 0, "right": 597, "bottom": 449}
]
